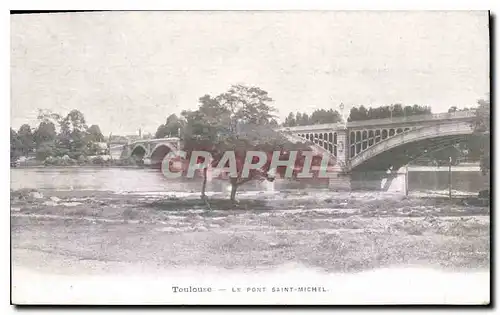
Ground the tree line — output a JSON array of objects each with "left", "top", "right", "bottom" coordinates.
[
  {"left": 281, "top": 104, "right": 434, "bottom": 127},
  {"left": 10, "top": 109, "right": 105, "bottom": 163},
  {"left": 282, "top": 109, "right": 342, "bottom": 127},
  {"left": 473, "top": 98, "right": 490, "bottom": 175},
  {"left": 347, "top": 104, "right": 432, "bottom": 121}
]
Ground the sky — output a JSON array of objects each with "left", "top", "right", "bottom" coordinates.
[{"left": 11, "top": 11, "right": 489, "bottom": 136}]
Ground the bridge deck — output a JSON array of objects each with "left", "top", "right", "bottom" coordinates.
[{"left": 277, "top": 111, "right": 475, "bottom": 132}]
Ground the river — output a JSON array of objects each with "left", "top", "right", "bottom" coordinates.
[
  {"left": 10, "top": 166, "right": 489, "bottom": 195},
  {"left": 10, "top": 166, "right": 490, "bottom": 305}
]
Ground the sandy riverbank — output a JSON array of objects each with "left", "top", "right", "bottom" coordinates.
[{"left": 11, "top": 189, "right": 490, "bottom": 304}]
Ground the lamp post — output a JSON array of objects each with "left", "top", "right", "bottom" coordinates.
[
  {"left": 448, "top": 156, "right": 452, "bottom": 200},
  {"left": 389, "top": 105, "right": 394, "bottom": 120},
  {"left": 339, "top": 102, "right": 348, "bottom": 128}
]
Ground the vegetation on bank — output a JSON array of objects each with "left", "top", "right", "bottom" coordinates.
[
  {"left": 13, "top": 155, "right": 139, "bottom": 168},
  {"left": 11, "top": 109, "right": 109, "bottom": 165}
]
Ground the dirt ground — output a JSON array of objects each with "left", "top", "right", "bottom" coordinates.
[{"left": 11, "top": 189, "right": 490, "bottom": 275}]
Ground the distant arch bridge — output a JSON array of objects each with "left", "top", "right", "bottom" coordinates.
[{"left": 120, "top": 137, "right": 182, "bottom": 166}]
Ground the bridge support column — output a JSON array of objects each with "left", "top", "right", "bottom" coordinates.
[
  {"left": 327, "top": 128, "right": 352, "bottom": 191},
  {"left": 335, "top": 129, "right": 349, "bottom": 170},
  {"left": 120, "top": 145, "right": 131, "bottom": 160}
]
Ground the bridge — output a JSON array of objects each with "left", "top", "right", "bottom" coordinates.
[
  {"left": 277, "top": 111, "right": 477, "bottom": 190},
  {"left": 121, "top": 111, "right": 477, "bottom": 190},
  {"left": 120, "top": 137, "right": 182, "bottom": 166}
]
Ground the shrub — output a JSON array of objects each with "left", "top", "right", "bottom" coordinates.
[
  {"left": 43, "top": 156, "right": 77, "bottom": 166},
  {"left": 91, "top": 156, "right": 105, "bottom": 165},
  {"left": 35, "top": 142, "right": 55, "bottom": 161},
  {"left": 77, "top": 155, "right": 89, "bottom": 165}
]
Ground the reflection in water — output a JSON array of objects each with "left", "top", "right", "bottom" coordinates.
[
  {"left": 10, "top": 167, "right": 488, "bottom": 194},
  {"left": 10, "top": 168, "right": 282, "bottom": 193}
]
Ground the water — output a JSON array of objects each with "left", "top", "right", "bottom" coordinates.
[
  {"left": 10, "top": 166, "right": 488, "bottom": 195},
  {"left": 409, "top": 170, "right": 488, "bottom": 194}
]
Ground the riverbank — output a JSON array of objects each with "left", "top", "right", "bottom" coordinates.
[
  {"left": 10, "top": 170, "right": 490, "bottom": 304},
  {"left": 11, "top": 188, "right": 490, "bottom": 273}
]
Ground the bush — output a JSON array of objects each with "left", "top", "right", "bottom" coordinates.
[
  {"left": 69, "top": 149, "right": 88, "bottom": 160},
  {"left": 113, "top": 158, "right": 136, "bottom": 166},
  {"left": 59, "top": 155, "right": 76, "bottom": 165},
  {"left": 43, "top": 156, "right": 77, "bottom": 166},
  {"left": 77, "top": 155, "right": 89, "bottom": 165},
  {"left": 35, "top": 142, "right": 55, "bottom": 161},
  {"left": 43, "top": 156, "right": 57, "bottom": 166},
  {"left": 91, "top": 156, "right": 105, "bottom": 165}
]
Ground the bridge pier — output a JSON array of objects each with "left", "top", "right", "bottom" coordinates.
[{"left": 119, "top": 145, "right": 131, "bottom": 160}]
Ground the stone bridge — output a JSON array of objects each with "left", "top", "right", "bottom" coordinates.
[
  {"left": 277, "top": 111, "right": 477, "bottom": 190},
  {"left": 120, "top": 137, "right": 182, "bottom": 166}
]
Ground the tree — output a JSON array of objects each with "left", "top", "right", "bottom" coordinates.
[
  {"left": 37, "top": 109, "right": 63, "bottom": 130},
  {"left": 295, "top": 113, "right": 302, "bottom": 126},
  {"left": 17, "top": 124, "right": 34, "bottom": 156},
  {"left": 285, "top": 109, "right": 341, "bottom": 126},
  {"left": 219, "top": 127, "right": 324, "bottom": 202},
  {"left": 182, "top": 96, "right": 230, "bottom": 141},
  {"left": 57, "top": 110, "right": 89, "bottom": 158},
  {"left": 284, "top": 112, "right": 296, "bottom": 127},
  {"left": 309, "top": 109, "right": 342, "bottom": 124},
  {"left": 87, "top": 125, "right": 105, "bottom": 143},
  {"left": 155, "top": 114, "right": 185, "bottom": 138},
  {"left": 181, "top": 125, "right": 326, "bottom": 202},
  {"left": 178, "top": 95, "right": 232, "bottom": 197},
  {"left": 35, "top": 141, "right": 56, "bottom": 161},
  {"left": 177, "top": 85, "right": 330, "bottom": 202},
  {"left": 473, "top": 97, "right": 490, "bottom": 175},
  {"left": 34, "top": 121, "right": 57, "bottom": 147},
  {"left": 216, "top": 85, "right": 276, "bottom": 130},
  {"left": 348, "top": 104, "right": 432, "bottom": 121},
  {"left": 10, "top": 128, "right": 22, "bottom": 163},
  {"left": 348, "top": 106, "right": 368, "bottom": 121},
  {"left": 298, "top": 113, "right": 309, "bottom": 126}
]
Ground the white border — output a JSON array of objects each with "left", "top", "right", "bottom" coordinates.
[
  {"left": 3, "top": 2, "right": 497, "bottom": 314},
  {"left": 4, "top": 1, "right": 497, "bottom": 10}
]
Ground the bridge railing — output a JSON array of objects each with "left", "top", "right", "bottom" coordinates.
[
  {"left": 128, "top": 137, "right": 181, "bottom": 144},
  {"left": 276, "top": 111, "right": 476, "bottom": 133},
  {"left": 346, "top": 110, "right": 475, "bottom": 128},
  {"left": 276, "top": 123, "right": 344, "bottom": 133}
]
